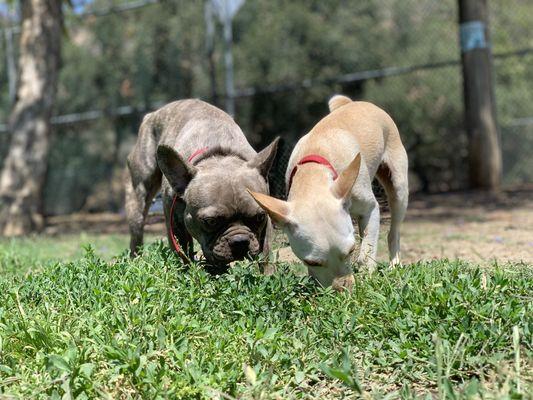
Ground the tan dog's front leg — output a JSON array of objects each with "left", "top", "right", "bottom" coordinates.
[
  {"left": 259, "top": 218, "right": 276, "bottom": 275},
  {"left": 356, "top": 199, "right": 380, "bottom": 272}
]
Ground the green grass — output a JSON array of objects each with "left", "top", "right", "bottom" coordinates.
[
  {"left": 0, "top": 241, "right": 531, "bottom": 399},
  {"left": 0, "top": 233, "right": 157, "bottom": 277}
]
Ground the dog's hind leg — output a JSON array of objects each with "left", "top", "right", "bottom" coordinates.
[
  {"left": 125, "top": 168, "right": 161, "bottom": 257},
  {"left": 125, "top": 114, "right": 162, "bottom": 257},
  {"left": 376, "top": 149, "right": 408, "bottom": 267}
]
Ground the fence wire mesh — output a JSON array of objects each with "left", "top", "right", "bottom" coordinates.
[{"left": 0, "top": 0, "right": 531, "bottom": 214}]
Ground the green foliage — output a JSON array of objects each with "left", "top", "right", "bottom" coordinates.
[
  {"left": 2, "top": 0, "right": 533, "bottom": 208},
  {"left": 0, "top": 241, "right": 531, "bottom": 398},
  {"left": 0, "top": 233, "right": 130, "bottom": 278}
]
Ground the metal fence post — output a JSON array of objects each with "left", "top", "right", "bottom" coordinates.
[
  {"left": 211, "top": 0, "right": 245, "bottom": 117},
  {"left": 204, "top": 0, "right": 218, "bottom": 106}
]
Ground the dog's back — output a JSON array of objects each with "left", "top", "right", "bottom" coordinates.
[
  {"left": 137, "top": 100, "right": 255, "bottom": 157},
  {"left": 320, "top": 96, "right": 408, "bottom": 218},
  {"left": 287, "top": 96, "right": 402, "bottom": 181}
]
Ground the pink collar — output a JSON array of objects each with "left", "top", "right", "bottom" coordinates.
[
  {"left": 187, "top": 147, "right": 209, "bottom": 163},
  {"left": 169, "top": 147, "right": 208, "bottom": 261},
  {"left": 287, "top": 154, "right": 338, "bottom": 192}
]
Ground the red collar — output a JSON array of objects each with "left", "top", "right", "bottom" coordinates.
[
  {"left": 288, "top": 154, "right": 338, "bottom": 192},
  {"left": 169, "top": 147, "right": 208, "bottom": 261},
  {"left": 187, "top": 147, "right": 209, "bottom": 163}
]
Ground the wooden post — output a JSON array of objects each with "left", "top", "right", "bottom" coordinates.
[{"left": 458, "top": 0, "right": 502, "bottom": 190}]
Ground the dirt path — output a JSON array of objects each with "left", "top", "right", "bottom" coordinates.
[
  {"left": 44, "top": 186, "right": 533, "bottom": 266},
  {"left": 395, "top": 186, "right": 532, "bottom": 265}
]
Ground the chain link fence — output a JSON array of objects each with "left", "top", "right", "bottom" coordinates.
[
  {"left": 0, "top": 0, "right": 531, "bottom": 214},
  {"left": 490, "top": 0, "right": 533, "bottom": 186}
]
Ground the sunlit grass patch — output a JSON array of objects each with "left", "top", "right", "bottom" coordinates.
[
  {"left": 0, "top": 233, "right": 159, "bottom": 277},
  {"left": 0, "top": 241, "right": 531, "bottom": 398}
]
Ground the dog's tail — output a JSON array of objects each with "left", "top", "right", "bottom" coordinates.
[{"left": 328, "top": 94, "right": 352, "bottom": 112}]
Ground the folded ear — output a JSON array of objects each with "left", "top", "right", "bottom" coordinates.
[
  {"left": 247, "top": 189, "right": 291, "bottom": 226},
  {"left": 331, "top": 153, "right": 361, "bottom": 200},
  {"left": 156, "top": 145, "right": 197, "bottom": 195},
  {"left": 247, "top": 137, "right": 280, "bottom": 178}
]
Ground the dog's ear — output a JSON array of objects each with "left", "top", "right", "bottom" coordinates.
[
  {"left": 247, "top": 137, "right": 280, "bottom": 178},
  {"left": 247, "top": 189, "right": 292, "bottom": 226},
  {"left": 331, "top": 153, "right": 361, "bottom": 200},
  {"left": 157, "top": 145, "right": 197, "bottom": 195}
]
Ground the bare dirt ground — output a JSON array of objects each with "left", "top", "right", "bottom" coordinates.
[
  {"left": 393, "top": 185, "right": 532, "bottom": 265},
  {"left": 44, "top": 186, "right": 533, "bottom": 266}
]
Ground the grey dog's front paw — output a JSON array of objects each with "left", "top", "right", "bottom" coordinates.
[{"left": 204, "top": 263, "right": 230, "bottom": 275}]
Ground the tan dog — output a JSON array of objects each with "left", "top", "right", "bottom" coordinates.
[{"left": 248, "top": 95, "right": 408, "bottom": 290}]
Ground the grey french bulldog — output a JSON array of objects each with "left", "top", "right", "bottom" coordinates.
[{"left": 125, "top": 99, "right": 279, "bottom": 274}]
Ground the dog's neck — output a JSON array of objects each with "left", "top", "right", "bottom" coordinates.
[{"left": 191, "top": 146, "right": 251, "bottom": 165}]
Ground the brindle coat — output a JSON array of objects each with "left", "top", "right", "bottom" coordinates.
[{"left": 125, "top": 99, "right": 278, "bottom": 273}]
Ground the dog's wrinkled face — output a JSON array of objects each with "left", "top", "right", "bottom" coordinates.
[
  {"left": 183, "top": 162, "right": 270, "bottom": 266},
  {"left": 156, "top": 139, "right": 278, "bottom": 268}
]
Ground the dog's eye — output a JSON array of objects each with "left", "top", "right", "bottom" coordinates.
[
  {"left": 202, "top": 217, "right": 220, "bottom": 228},
  {"left": 246, "top": 213, "right": 265, "bottom": 226}
]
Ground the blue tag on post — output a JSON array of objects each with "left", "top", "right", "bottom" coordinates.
[{"left": 460, "top": 21, "right": 487, "bottom": 53}]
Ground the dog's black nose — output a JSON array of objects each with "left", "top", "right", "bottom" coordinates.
[{"left": 229, "top": 234, "right": 250, "bottom": 257}]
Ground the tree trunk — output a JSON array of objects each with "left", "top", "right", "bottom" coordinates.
[
  {"left": 204, "top": 0, "right": 218, "bottom": 106},
  {"left": 458, "top": 0, "right": 502, "bottom": 190},
  {"left": 0, "top": 0, "right": 62, "bottom": 236}
]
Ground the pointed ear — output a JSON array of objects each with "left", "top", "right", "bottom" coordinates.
[
  {"left": 247, "top": 137, "right": 280, "bottom": 178},
  {"left": 247, "top": 189, "right": 291, "bottom": 226},
  {"left": 156, "top": 145, "right": 197, "bottom": 195},
  {"left": 331, "top": 153, "right": 361, "bottom": 200}
]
